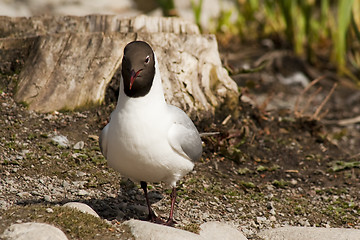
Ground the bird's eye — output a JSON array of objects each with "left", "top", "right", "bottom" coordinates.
[{"left": 145, "top": 55, "right": 150, "bottom": 64}]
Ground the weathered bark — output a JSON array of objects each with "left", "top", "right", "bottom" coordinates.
[
  {"left": 15, "top": 32, "right": 131, "bottom": 112},
  {"left": 0, "top": 15, "right": 200, "bottom": 37},
  {"left": 0, "top": 15, "right": 238, "bottom": 119}
]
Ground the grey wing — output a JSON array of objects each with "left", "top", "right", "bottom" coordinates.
[
  {"left": 167, "top": 105, "right": 202, "bottom": 162},
  {"left": 99, "top": 123, "right": 109, "bottom": 159}
]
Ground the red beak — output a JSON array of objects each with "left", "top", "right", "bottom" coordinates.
[{"left": 130, "top": 69, "right": 142, "bottom": 90}]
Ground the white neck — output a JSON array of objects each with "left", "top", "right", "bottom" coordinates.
[{"left": 117, "top": 53, "right": 166, "bottom": 110}]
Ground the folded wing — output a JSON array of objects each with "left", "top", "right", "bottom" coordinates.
[
  {"left": 99, "top": 123, "right": 109, "bottom": 159},
  {"left": 167, "top": 105, "right": 202, "bottom": 162}
]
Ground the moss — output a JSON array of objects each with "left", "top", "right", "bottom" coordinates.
[
  {"left": 0, "top": 205, "right": 129, "bottom": 240},
  {"left": 27, "top": 133, "right": 37, "bottom": 140},
  {"left": 294, "top": 205, "right": 305, "bottom": 215},
  {"left": 240, "top": 181, "right": 256, "bottom": 188},
  {"left": 272, "top": 179, "right": 288, "bottom": 188},
  {"left": 256, "top": 165, "right": 267, "bottom": 172},
  {"left": 269, "top": 164, "right": 281, "bottom": 171},
  {"left": 181, "top": 223, "right": 200, "bottom": 234},
  {"left": 18, "top": 101, "right": 29, "bottom": 108},
  {"left": 238, "top": 167, "right": 252, "bottom": 175},
  {"left": 328, "top": 160, "right": 360, "bottom": 172}
]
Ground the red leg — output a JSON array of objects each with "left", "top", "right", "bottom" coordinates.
[{"left": 164, "top": 187, "right": 177, "bottom": 226}]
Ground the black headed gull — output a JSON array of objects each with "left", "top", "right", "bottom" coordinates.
[{"left": 100, "top": 41, "right": 202, "bottom": 225}]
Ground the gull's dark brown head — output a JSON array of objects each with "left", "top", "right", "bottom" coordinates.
[{"left": 121, "top": 41, "right": 155, "bottom": 98}]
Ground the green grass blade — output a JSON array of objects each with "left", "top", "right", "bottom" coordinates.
[
  {"left": 333, "top": 0, "right": 355, "bottom": 69},
  {"left": 191, "top": 0, "right": 203, "bottom": 32}
]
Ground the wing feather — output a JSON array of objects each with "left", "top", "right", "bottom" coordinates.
[
  {"left": 167, "top": 105, "right": 202, "bottom": 162},
  {"left": 99, "top": 124, "right": 109, "bottom": 159}
]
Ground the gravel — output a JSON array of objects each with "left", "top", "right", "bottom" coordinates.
[{"left": 1, "top": 78, "right": 360, "bottom": 239}]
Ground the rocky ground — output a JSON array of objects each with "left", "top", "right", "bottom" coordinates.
[{"left": 1, "top": 37, "right": 360, "bottom": 239}]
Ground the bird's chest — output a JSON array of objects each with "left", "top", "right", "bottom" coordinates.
[{"left": 109, "top": 107, "right": 171, "bottom": 157}]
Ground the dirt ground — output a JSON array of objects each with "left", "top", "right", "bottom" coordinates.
[{"left": 0, "top": 39, "right": 359, "bottom": 239}]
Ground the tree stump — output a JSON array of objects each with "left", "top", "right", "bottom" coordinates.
[{"left": 0, "top": 15, "right": 239, "bottom": 119}]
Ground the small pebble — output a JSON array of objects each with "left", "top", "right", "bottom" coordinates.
[
  {"left": 51, "top": 135, "right": 70, "bottom": 148},
  {"left": 256, "top": 216, "right": 267, "bottom": 224},
  {"left": 269, "top": 216, "right": 277, "bottom": 222},
  {"left": 269, "top": 209, "right": 276, "bottom": 215},
  {"left": 44, "top": 195, "right": 52, "bottom": 202},
  {"left": 77, "top": 189, "right": 89, "bottom": 196},
  {"left": 75, "top": 171, "right": 86, "bottom": 177},
  {"left": 73, "top": 141, "right": 85, "bottom": 150},
  {"left": 290, "top": 179, "right": 298, "bottom": 185},
  {"left": 267, "top": 201, "right": 274, "bottom": 210},
  {"left": 46, "top": 208, "right": 54, "bottom": 213},
  {"left": 17, "top": 192, "right": 31, "bottom": 198}
]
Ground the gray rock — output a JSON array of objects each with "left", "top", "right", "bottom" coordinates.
[
  {"left": 124, "top": 219, "right": 202, "bottom": 240},
  {"left": 298, "top": 219, "right": 310, "bottom": 227},
  {"left": 269, "top": 209, "right": 276, "bottom": 215},
  {"left": 51, "top": 135, "right": 69, "bottom": 148},
  {"left": 45, "top": 208, "right": 54, "bottom": 213},
  {"left": 63, "top": 202, "right": 100, "bottom": 218},
  {"left": 73, "top": 141, "right": 84, "bottom": 150},
  {"left": 267, "top": 201, "right": 274, "bottom": 210},
  {"left": 75, "top": 171, "right": 87, "bottom": 177},
  {"left": 269, "top": 216, "right": 277, "bottom": 222},
  {"left": 1, "top": 222, "right": 68, "bottom": 240},
  {"left": 123, "top": 219, "right": 248, "bottom": 240},
  {"left": 0, "top": 200, "right": 10, "bottom": 210},
  {"left": 76, "top": 189, "right": 89, "bottom": 196},
  {"left": 72, "top": 181, "right": 87, "bottom": 188},
  {"left": 199, "top": 221, "right": 248, "bottom": 240},
  {"left": 256, "top": 216, "right": 267, "bottom": 224},
  {"left": 43, "top": 195, "right": 51, "bottom": 202},
  {"left": 258, "top": 226, "right": 360, "bottom": 240},
  {"left": 17, "top": 192, "right": 31, "bottom": 198}
]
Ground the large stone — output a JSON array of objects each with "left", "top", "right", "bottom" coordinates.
[
  {"left": 123, "top": 219, "right": 248, "bottom": 240},
  {"left": 124, "top": 219, "right": 202, "bottom": 240},
  {"left": 1, "top": 222, "right": 68, "bottom": 240},
  {"left": 63, "top": 202, "right": 100, "bottom": 218},
  {"left": 199, "top": 221, "right": 248, "bottom": 240},
  {"left": 258, "top": 226, "right": 360, "bottom": 240},
  {"left": 0, "top": 15, "right": 238, "bottom": 119}
]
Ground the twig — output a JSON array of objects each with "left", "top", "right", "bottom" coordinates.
[
  {"left": 222, "top": 114, "right": 232, "bottom": 125},
  {"left": 250, "top": 133, "right": 256, "bottom": 145},
  {"left": 318, "top": 109, "right": 329, "bottom": 120},
  {"left": 294, "top": 75, "right": 325, "bottom": 117},
  {"left": 338, "top": 115, "right": 360, "bottom": 125},
  {"left": 312, "top": 82, "right": 338, "bottom": 120},
  {"left": 349, "top": 152, "right": 360, "bottom": 159},
  {"left": 199, "top": 132, "right": 221, "bottom": 137},
  {"left": 299, "top": 86, "right": 322, "bottom": 116},
  {"left": 259, "top": 92, "right": 273, "bottom": 112},
  {"left": 323, "top": 115, "right": 360, "bottom": 126}
]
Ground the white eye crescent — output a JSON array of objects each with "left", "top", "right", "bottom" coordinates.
[{"left": 145, "top": 55, "right": 150, "bottom": 64}]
